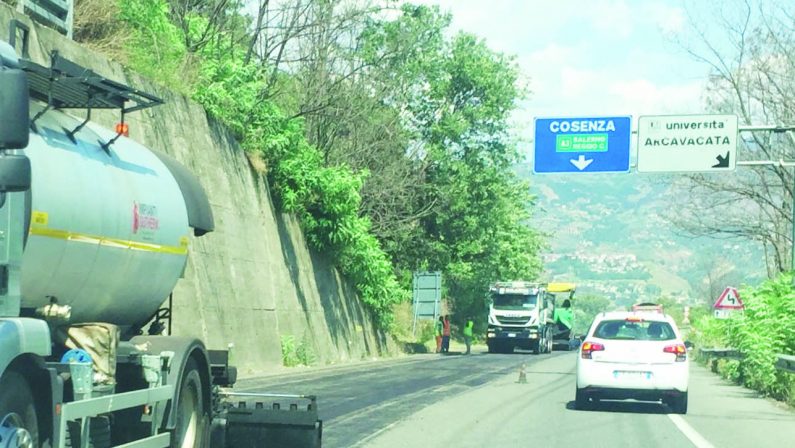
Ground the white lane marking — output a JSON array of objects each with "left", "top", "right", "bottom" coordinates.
[{"left": 668, "top": 414, "right": 715, "bottom": 448}]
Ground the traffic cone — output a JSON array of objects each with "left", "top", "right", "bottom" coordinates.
[{"left": 517, "top": 363, "right": 527, "bottom": 384}]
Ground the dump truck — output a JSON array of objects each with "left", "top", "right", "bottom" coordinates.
[
  {"left": 485, "top": 281, "right": 578, "bottom": 354},
  {"left": 548, "top": 282, "right": 577, "bottom": 350},
  {"left": 485, "top": 281, "right": 556, "bottom": 354},
  {"left": 0, "top": 22, "right": 320, "bottom": 448}
]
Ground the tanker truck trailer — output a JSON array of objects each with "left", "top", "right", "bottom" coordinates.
[{"left": 0, "top": 23, "right": 320, "bottom": 448}]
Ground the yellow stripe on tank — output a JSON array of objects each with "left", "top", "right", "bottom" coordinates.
[{"left": 28, "top": 226, "right": 189, "bottom": 255}]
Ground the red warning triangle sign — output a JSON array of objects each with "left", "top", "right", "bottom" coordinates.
[{"left": 714, "top": 287, "right": 744, "bottom": 309}]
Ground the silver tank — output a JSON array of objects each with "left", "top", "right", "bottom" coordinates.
[{"left": 21, "top": 104, "right": 191, "bottom": 326}]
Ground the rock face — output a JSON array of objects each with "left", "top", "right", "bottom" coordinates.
[{"left": 1, "top": 5, "right": 393, "bottom": 376}]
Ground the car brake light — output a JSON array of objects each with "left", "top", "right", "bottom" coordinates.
[
  {"left": 581, "top": 341, "right": 605, "bottom": 359},
  {"left": 664, "top": 344, "right": 687, "bottom": 362},
  {"left": 625, "top": 316, "right": 643, "bottom": 322}
]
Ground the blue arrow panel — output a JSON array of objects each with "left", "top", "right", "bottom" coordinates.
[{"left": 533, "top": 116, "right": 632, "bottom": 173}]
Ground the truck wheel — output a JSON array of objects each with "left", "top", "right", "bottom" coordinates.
[
  {"left": 487, "top": 342, "right": 496, "bottom": 354},
  {"left": 172, "top": 358, "right": 210, "bottom": 448},
  {"left": 0, "top": 369, "right": 39, "bottom": 448},
  {"left": 532, "top": 340, "right": 541, "bottom": 354}
]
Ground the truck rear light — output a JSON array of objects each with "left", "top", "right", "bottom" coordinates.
[
  {"left": 664, "top": 344, "right": 687, "bottom": 362},
  {"left": 581, "top": 341, "right": 605, "bottom": 359}
]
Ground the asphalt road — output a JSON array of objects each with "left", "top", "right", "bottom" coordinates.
[{"left": 238, "top": 349, "right": 795, "bottom": 448}]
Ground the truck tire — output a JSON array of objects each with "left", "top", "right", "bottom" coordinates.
[
  {"left": 0, "top": 369, "right": 39, "bottom": 448},
  {"left": 487, "top": 342, "right": 496, "bottom": 353},
  {"left": 171, "top": 358, "right": 210, "bottom": 448}
]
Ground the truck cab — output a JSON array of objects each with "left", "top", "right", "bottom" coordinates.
[{"left": 486, "top": 281, "right": 555, "bottom": 354}]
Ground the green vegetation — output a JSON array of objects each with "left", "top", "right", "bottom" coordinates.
[
  {"left": 280, "top": 335, "right": 299, "bottom": 367},
  {"left": 690, "top": 274, "right": 795, "bottom": 404},
  {"left": 72, "top": 1, "right": 542, "bottom": 331},
  {"left": 572, "top": 295, "right": 611, "bottom": 335},
  {"left": 280, "top": 334, "right": 316, "bottom": 367}
]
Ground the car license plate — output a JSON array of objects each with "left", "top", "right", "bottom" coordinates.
[
  {"left": 507, "top": 333, "right": 516, "bottom": 338},
  {"left": 614, "top": 370, "right": 652, "bottom": 380}
]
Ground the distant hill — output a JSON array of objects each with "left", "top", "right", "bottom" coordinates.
[{"left": 518, "top": 165, "right": 767, "bottom": 307}]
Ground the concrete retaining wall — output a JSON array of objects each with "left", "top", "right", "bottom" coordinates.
[{"left": 1, "top": 5, "right": 394, "bottom": 376}]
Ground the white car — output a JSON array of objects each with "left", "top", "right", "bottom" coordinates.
[{"left": 575, "top": 310, "right": 689, "bottom": 413}]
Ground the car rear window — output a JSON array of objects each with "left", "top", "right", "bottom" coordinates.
[{"left": 593, "top": 319, "right": 676, "bottom": 341}]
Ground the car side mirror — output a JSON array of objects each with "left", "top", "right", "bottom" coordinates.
[
  {"left": 0, "top": 154, "right": 31, "bottom": 192},
  {"left": 0, "top": 68, "right": 30, "bottom": 150}
]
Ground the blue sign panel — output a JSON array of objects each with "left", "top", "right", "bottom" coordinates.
[{"left": 533, "top": 116, "right": 632, "bottom": 173}]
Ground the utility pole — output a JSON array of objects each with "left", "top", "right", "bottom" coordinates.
[{"left": 736, "top": 125, "right": 795, "bottom": 278}]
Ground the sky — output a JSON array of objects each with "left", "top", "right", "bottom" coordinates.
[{"left": 412, "top": 0, "right": 735, "bottom": 158}]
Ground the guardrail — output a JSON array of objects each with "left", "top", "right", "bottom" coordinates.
[
  {"left": 16, "top": 0, "right": 74, "bottom": 38},
  {"left": 776, "top": 355, "right": 795, "bottom": 373},
  {"left": 699, "top": 348, "right": 795, "bottom": 374},
  {"left": 699, "top": 348, "right": 744, "bottom": 360}
]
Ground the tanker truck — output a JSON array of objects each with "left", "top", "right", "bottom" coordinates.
[{"left": 0, "top": 24, "right": 320, "bottom": 448}]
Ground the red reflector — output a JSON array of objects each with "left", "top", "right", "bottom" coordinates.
[
  {"left": 116, "top": 123, "right": 130, "bottom": 137},
  {"left": 55, "top": 403, "right": 62, "bottom": 416}
]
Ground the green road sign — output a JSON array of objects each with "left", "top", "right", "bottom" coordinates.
[{"left": 555, "top": 133, "right": 609, "bottom": 152}]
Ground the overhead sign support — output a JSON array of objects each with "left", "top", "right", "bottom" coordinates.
[{"left": 533, "top": 116, "right": 631, "bottom": 173}]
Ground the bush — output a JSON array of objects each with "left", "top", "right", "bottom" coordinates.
[
  {"left": 691, "top": 274, "right": 795, "bottom": 403},
  {"left": 281, "top": 334, "right": 316, "bottom": 367},
  {"left": 280, "top": 335, "right": 299, "bottom": 367}
]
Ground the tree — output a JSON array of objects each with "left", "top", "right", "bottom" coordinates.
[
  {"left": 81, "top": 0, "right": 543, "bottom": 329},
  {"left": 573, "top": 295, "right": 611, "bottom": 335},
  {"left": 271, "top": 3, "right": 545, "bottom": 322},
  {"left": 668, "top": 0, "right": 795, "bottom": 275}
]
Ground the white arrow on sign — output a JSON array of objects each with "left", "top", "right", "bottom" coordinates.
[{"left": 570, "top": 155, "right": 593, "bottom": 171}]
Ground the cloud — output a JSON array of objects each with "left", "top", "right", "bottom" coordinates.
[
  {"left": 560, "top": 67, "right": 599, "bottom": 99},
  {"left": 647, "top": 3, "right": 686, "bottom": 36},
  {"left": 523, "top": 43, "right": 578, "bottom": 68},
  {"left": 607, "top": 78, "right": 705, "bottom": 115},
  {"left": 581, "top": 0, "right": 634, "bottom": 39}
]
